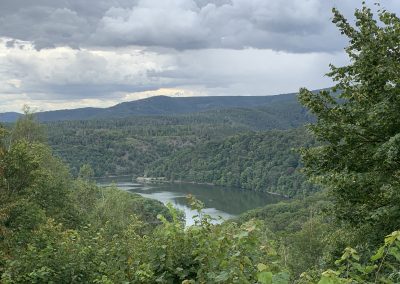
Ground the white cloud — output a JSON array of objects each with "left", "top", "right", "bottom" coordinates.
[
  {"left": 0, "top": 39, "right": 175, "bottom": 99},
  {"left": 0, "top": 38, "right": 348, "bottom": 111}
]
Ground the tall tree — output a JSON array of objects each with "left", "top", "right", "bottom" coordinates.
[
  {"left": 11, "top": 105, "right": 46, "bottom": 145},
  {"left": 0, "top": 114, "right": 75, "bottom": 248},
  {"left": 299, "top": 4, "right": 400, "bottom": 244},
  {"left": 0, "top": 125, "right": 6, "bottom": 178}
]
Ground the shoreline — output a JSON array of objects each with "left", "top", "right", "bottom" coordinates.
[
  {"left": 96, "top": 175, "right": 290, "bottom": 199},
  {"left": 136, "top": 176, "right": 290, "bottom": 198}
]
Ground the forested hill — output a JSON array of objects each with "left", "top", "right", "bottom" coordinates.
[
  {"left": 46, "top": 99, "right": 313, "bottom": 178},
  {"left": 145, "top": 128, "right": 317, "bottom": 197},
  {"left": 1, "top": 92, "right": 306, "bottom": 122}
]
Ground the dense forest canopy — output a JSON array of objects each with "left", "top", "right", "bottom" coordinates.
[
  {"left": 0, "top": 3, "right": 400, "bottom": 284},
  {"left": 145, "top": 128, "right": 317, "bottom": 197}
]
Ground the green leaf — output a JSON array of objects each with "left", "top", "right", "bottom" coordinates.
[
  {"left": 318, "top": 275, "right": 342, "bottom": 284},
  {"left": 257, "top": 263, "right": 268, "bottom": 272},
  {"left": 371, "top": 246, "right": 384, "bottom": 261},
  {"left": 272, "top": 272, "right": 290, "bottom": 284},
  {"left": 388, "top": 247, "right": 400, "bottom": 261},
  {"left": 364, "top": 265, "right": 377, "bottom": 274},
  {"left": 384, "top": 231, "right": 400, "bottom": 245},
  {"left": 318, "top": 270, "right": 342, "bottom": 284},
  {"left": 234, "top": 231, "right": 249, "bottom": 239},
  {"left": 214, "top": 271, "right": 230, "bottom": 282},
  {"left": 257, "top": 271, "right": 273, "bottom": 284}
]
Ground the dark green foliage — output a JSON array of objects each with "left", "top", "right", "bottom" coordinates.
[
  {"left": 315, "top": 231, "right": 400, "bottom": 284},
  {"left": 1, "top": 141, "right": 77, "bottom": 235},
  {"left": 88, "top": 186, "right": 171, "bottom": 236},
  {"left": 236, "top": 192, "right": 333, "bottom": 278},
  {"left": 299, "top": 5, "right": 400, "bottom": 245},
  {"left": 10, "top": 106, "right": 46, "bottom": 144},
  {"left": 1, "top": 207, "right": 286, "bottom": 284},
  {"left": 0, "top": 117, "right": 170, "bottom": 283},
  {"left": 0, "top": 133, "right": 77, "bottom": 250},
  {"left": 78, "top": 164, "right": 94, "bottom": 180},
  {"left": 46, "top": 115, "right": 247, "bottom": 177},
  {"left": 147, "top": 128, "right": 317, "bottom": 197},
  {"left": 236, "top": 191, "right": 329, "bottom": 234}
]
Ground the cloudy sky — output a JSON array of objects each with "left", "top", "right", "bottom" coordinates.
[{"left": 0, "top": 0, "right": 399, "bottom": 112}]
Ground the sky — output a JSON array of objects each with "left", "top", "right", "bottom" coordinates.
[{"left": 0, "top": 0, "right": 399, "bottom": 112}]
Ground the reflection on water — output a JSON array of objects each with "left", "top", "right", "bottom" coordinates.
[{"left": 97, "top": 177, "right": 283, "bottom": 226}]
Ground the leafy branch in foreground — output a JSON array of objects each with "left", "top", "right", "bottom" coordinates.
[{"left": 314, "top": 230, "right": 400, "bottom": 284}]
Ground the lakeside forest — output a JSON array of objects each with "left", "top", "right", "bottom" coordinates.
[{"left": 1, "top": 5, "right": 400, "bottom": 284}]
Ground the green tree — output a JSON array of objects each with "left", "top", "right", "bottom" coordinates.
[
  {"left": 299, "top": 4, "right": 400, "bottom": 244},
  {"left": 11, "top": 105, "right": 46, "bottom": 145},
  {"left": 0, "top": 125, "right": 5, "bottom": 151},
  {"left": 78, "top": 163, "right": 95, "bottom": 180},
  {"left": 0, "top": 115, "right": 77, "bottom": 252}
]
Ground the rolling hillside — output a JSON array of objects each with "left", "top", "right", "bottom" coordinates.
[{"left": 1, "top": 92, "right": 302, "bottom": 122}]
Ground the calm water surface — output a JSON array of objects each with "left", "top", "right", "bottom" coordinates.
[{"left": 97, "top": 176, "right": 283, "bottom": 226}]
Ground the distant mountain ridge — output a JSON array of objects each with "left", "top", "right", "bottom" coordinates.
[
  {"left": 0, "top": 92, "right": 301, "bottom": 122},
  {"left": 0, "top": 112, "right": 22, "bottom": 122}
]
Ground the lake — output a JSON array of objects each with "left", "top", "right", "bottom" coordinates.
[{"left": 97, "top": 176, "right": 284, "bottom": 226}]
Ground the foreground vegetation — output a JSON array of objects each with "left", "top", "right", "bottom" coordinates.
[
  {"left": 0, "top": 119, "right": 292, "bottom": 283},
  {"left": 1, "top": 3, "right": 400, "bottom": 284},
  {"left": 1, "top": 118, "right": 399, "bottom": 283}
]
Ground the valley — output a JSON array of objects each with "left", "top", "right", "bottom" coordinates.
[
  {"left": 1, "top": 3, "right": 399, "bottom": 282},
  {"left": 37, "top": 93, "right": 316, "bottom": 197}
]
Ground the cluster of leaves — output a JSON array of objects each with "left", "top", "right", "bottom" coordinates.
[
  {"left": 236, "top": 192, "right": 333, "bottom": 279},
  {"left": 237, "top": 192, "right": 400, "bottom": 283},
  {"left": 315, "top": 231, "right": 400, "bottom": 284},
  {"left": 1, "top": 208, "right": 290, "bottom": 283}
]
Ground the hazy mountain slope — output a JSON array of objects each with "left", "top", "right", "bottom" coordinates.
[
  {"left": 104, "top": 93, "right": 297, "bottom": 116},
  {"left": 0, "top": 112, "right": 22, "bottom": 122},
  {"left": 1, "top": 92, "right": 302, "bottom": 122}
]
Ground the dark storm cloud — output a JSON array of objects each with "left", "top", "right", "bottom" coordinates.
[{"left": 0, "top": 0, "right": 384, "bottom": 52}]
